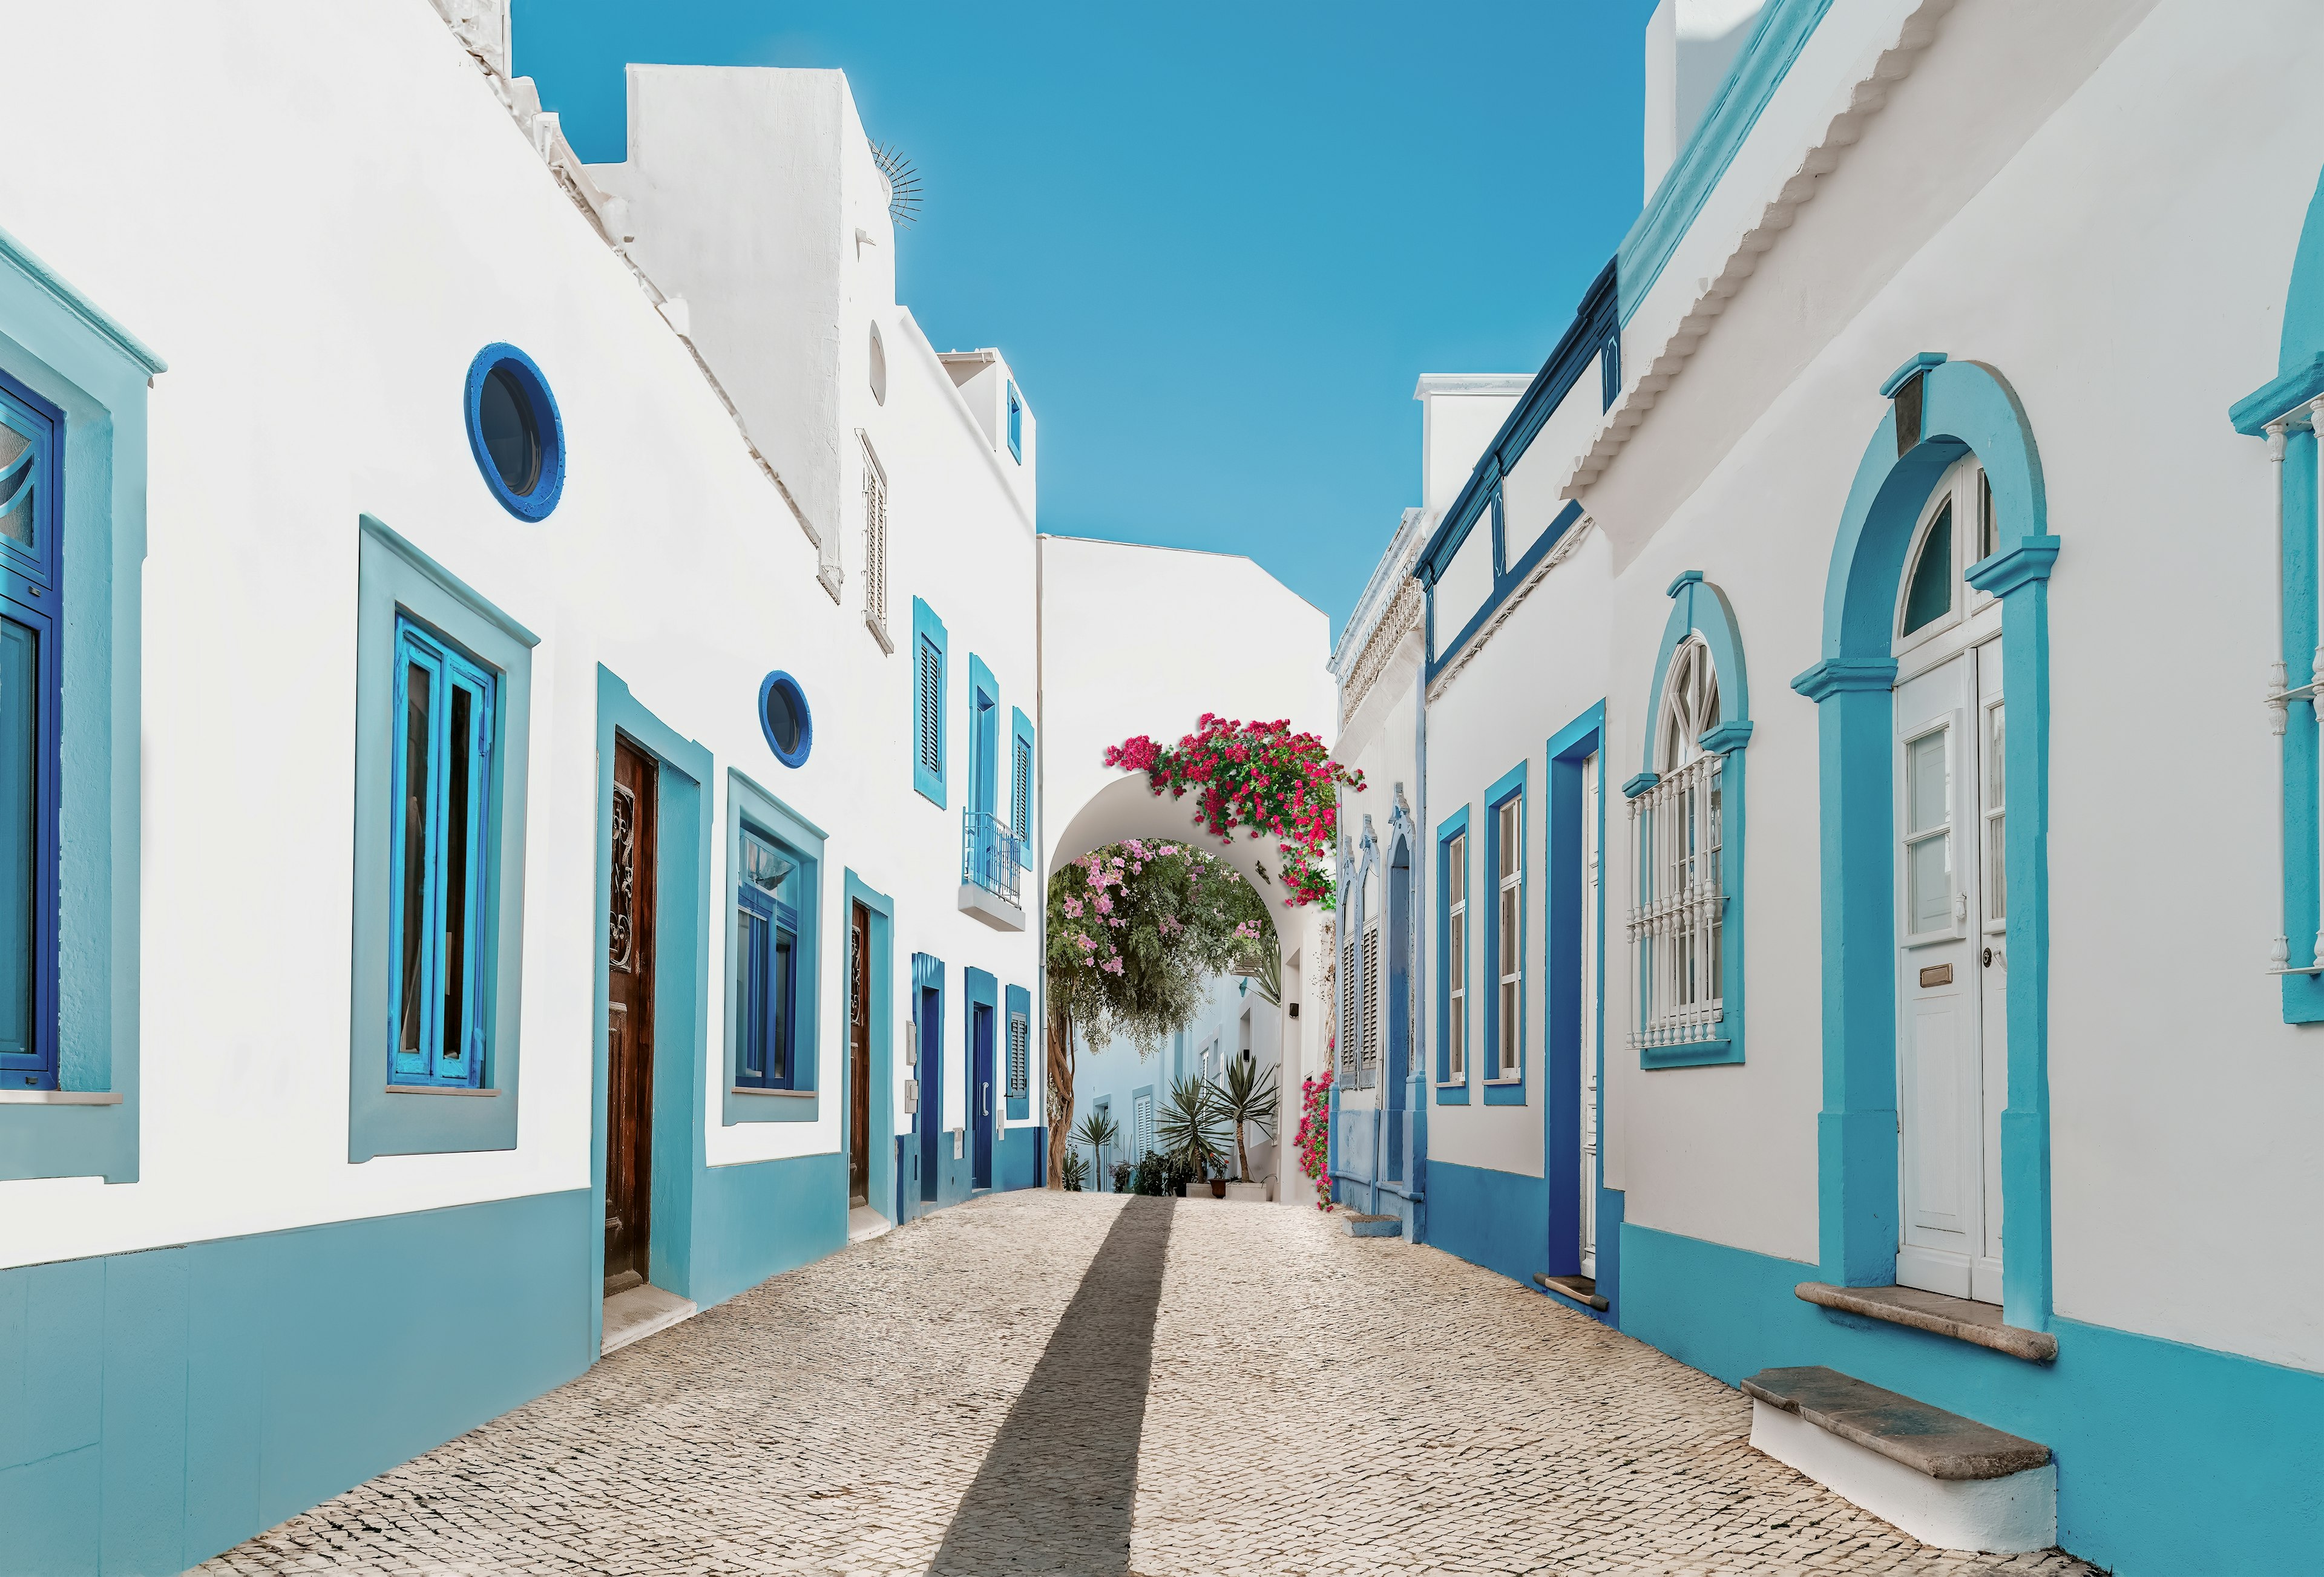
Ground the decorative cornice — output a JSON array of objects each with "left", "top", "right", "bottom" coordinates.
[
  {"left": 1699, "top": 719, "right": 1756, "bottom": 754},
  {"left": 1339, "top": 575, "right": 1422, "bottom": 732},
  {"left": 1965, "top": 534, "right": 2060, "bottom": 598},
  {"left": 1620, "top": 771, "right": 1660, "bottom": 801},
  {"left": 2231, "top": 352, "right": 2324, "bottom": 437},
  {"left": 1791, "top": 657, "right": 1899, "bottom": 701},
  {"left": 1426, "top": 517, "right": 1595, "bottom": 706},
  {"left": 0, "top": 223, "right": 166, "bottom": 376},
  {"left": 1566, "top": 0, "right": 1960, "bottom": 500}
]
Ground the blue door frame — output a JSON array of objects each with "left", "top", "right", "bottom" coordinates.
[
  {"left": 971, "top": 1003, "right": 994, "bottom": 1189},
  {"left": 916, "top": 975, "right": 944, "bottom": 1204}
]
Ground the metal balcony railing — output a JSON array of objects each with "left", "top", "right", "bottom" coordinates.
[{"left": 961, "top": 810, "right": 1023, "bottom": 908}]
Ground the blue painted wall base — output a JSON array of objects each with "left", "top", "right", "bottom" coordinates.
[
  {"left": 1619, "top": 1222, "right": 2324, "bottom": 1575},
  {"left": 1425, "top": 1159, "right": 1546, "bottom": 1288}
]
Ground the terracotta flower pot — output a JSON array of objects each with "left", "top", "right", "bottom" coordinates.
[{"left": 1209, "top": 1179, "right": 1227, "bottom": 1198}]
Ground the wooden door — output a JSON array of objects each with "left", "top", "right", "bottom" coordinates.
[
  {"left": 849, "top": 901, "right": 872, "bottom": 1208},
  {"left": 605, "top": 738, "right": 658, "bottom": 1296}
]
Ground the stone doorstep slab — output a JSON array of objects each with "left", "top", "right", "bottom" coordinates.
[
  {"left": 1795, "top": 1280, "right": 2058, "bottom": 1363},
  {"left": 601, "top": 1283, "right": 697, "bottom": 1356},
  {"left": 1740, "top": 1366, "right": 2051, "bottom": 1481},
  {"left": 1534, "top": 1272, "right": 1610, "bottom": 1311},
  {"left": 1341, "top": 1212, "right": 1402, "bottom": 1238}
]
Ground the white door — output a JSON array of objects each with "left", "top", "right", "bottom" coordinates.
[
  {"left": 1893, "top": 644, "right": 2004, "bottom": 1302},
  {"left": 1580, "top": 750, "right": 1601, "bottom": 1279}
]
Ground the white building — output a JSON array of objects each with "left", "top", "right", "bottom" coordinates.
[
  {"left": 1069, "top": 966, "right": 1284, "bottom": 1193},
  {"left": 1330, "top": 1, "right": 2324, "bottom": 1569}
]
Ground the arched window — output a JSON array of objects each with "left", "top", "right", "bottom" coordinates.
[{"left": 1624, "top": 574, "right": 1751, "bottom": 1068}]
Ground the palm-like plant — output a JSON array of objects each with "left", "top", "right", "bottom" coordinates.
[
  {"left": 1061, "top": 1149, "right": 1091, "bottom": 1192},
  {"left": 1071, "top": 1109, "right": 1120, "bottom": 1188},
  {"left": 1157, "top": 1074, "right": 1228, "bottom": 1184},
  {"left": 1213, "top": 1055, "right": 1279, "bottom": 1182}
]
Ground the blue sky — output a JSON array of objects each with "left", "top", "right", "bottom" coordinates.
[{"left": 514, "top": 2, "right": 1655, "bottom": 641}]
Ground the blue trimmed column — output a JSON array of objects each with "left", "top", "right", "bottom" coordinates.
[{"left": 1791, "top": 657, "right": 1900, "bottom": 1288}]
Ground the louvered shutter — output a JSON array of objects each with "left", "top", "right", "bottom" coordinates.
[{"left": 917, "top": 637, "right": 942, "bottom": 777}]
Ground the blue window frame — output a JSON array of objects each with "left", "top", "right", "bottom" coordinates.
[
  {"left": 1434, "top": 806, "right": 1470, "bottom": 1103},
  {"left": 0, "top": 373, "right": 61, "bottom": 1093},
  {"left": 1006, "top": 381, "right": 1023, "bottom": 462},
  {"left": 968, "top": 656, "right": 999, "bottom": 816},
  {"left": 758, "top": 669, "right": 812, "bottom": 767},
  {"left": 387, "top": 615, "right": 499, "bottom": 1089},
  {"left": 913, "top": 597, "right": 947, "bottom": 807},
  {"left": 733, "top": 825, "right": 803, "bottom": 1090},
  {"left": 1483, "top": 762, "right": 1529, "bottom": 1104},
  {"left": 462, "top": 343, "right": 565, "bottom": 521},
  {"left": 1010, "top": 707, "right": 1036, "bottom": 868}
]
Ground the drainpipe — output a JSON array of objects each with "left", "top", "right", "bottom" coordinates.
[{"left": 1407, "top": 571, "right": 1430, "bottom": 1241}]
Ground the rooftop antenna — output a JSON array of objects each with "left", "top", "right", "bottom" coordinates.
[{"left": 869, "top": 141, "right": 922, "bottom": 228}]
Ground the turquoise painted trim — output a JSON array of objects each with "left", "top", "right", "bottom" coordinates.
[
  {"left": 2228, "top": 353, "right": 2324, "bottom": 436},
  {"left": 0, "top": 1190, "right": 594, "bottom": 1574},
  {"left": 2274, "top": 163, "right": 2324, "bottom": 382},
  {"left": 1618, "top": 1221, "right": 2324, "bottom": 1576},
  {"left": 1482, "top": 762, "right": 1528, "bottom": 1106},
  {"left": 967, "top": 652, "right": 998, "bottom": 818},
  {"left": 1423, "top": 1158, "right": 1546, "bottom": 1289},
  {"left": 0, "top": 223, "right": 166, "bottom": 376},
  {"left": 1636, "top": 574, "right": 1751, "bottom": 1071},
  {"left": 591, "top": 668, "right": 712, "bottom": 1323},
  {"left": 911, "top": 597, "right": 947, "bottom": 808},
  {"left": 1617, "top": 0, "right": 1835, "bottom": 325},
  {"left": 722, "top": 769, "right": 824, "bottom": 1124},
  {"left": 1542, "top": 704, "right": 1609, "bottom": 1300},
  {"left": 844, "top": 873, "right": 899, "bottom": 1223},
  {"left": 963, "top": 966, "right": 998, "bottom": 1175},
  {"left": 0, "top": 240, "right": 149, "bottom": 1180},
  {"left": 1879, "top": 352, "right": 1948, "bottom": 399},
  {"left": 1434, "top": 804, "right": 1471, "bottom": 1102},
  {"left": 2268, "top": 428, "right": 2324, "bottom": 1022},
  {"left": 1009, "top": 706, "right": 1036, "bottom": 867},
  {"left": 1791, "top": 358, "right": 2054, "bottom": 1326},
  {"left": 349, "top": 518, "right": 535, "bottom": 1161},
  {"left": 1003, "top": 982, "right": 1031, "bottom": 1121}
]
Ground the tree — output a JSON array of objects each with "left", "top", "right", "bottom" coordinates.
[
  {"left": 1213, "top": 1053, "right": 1279, "bottom": 1182},
  {"left": 1070, "top": 1107, "right": 1118, "bottom": 1187},
  {"left": 1157, "top": 1075, "right": 1229, "bottom": 1184},
  {"left": 1045, "top": 838, "right": 1270, "bottom": 1187}
]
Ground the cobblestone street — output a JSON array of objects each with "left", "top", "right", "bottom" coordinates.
[{"left": 201, "top": 1192, "right": 2099, "bottom": 1576}]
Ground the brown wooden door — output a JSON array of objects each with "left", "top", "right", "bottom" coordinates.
[
  {"left": 848, "top": 901, "right": 872, "bottom": 1207},
  {"left": 605, "top": 738, "right": 658, "bottom": 1295}
]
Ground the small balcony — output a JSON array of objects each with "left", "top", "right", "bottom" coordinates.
[{"left": 959, "top": 810, "right": 1026, "bottom": 931}]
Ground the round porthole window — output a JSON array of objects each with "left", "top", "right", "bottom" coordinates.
[
  {"left": 868, "top": 320, "right": 887, "bottom": 406},
  {"left": 464, "top": 344, "right": 564, "bottom": 520},
  {"left": 758, "top": 670, "right": 812, "bottom": 767}
]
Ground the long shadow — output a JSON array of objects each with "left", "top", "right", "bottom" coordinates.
[{"left": 928, "top": 1195, "right": 1176, "bottom": 1576}]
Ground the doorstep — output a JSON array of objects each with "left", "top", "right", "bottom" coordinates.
[
  {"left": 847, "top": 1204, "right": 893, "bottom": 1245},
  {"left": 601, "top": 1282, "right": 697, "bottom": 1356},
  {"left": 1341, "top": 1212, "right": 1401, "bottom": 1238},
  {"left": 1794, "top": 1281, "right": 2057, "bottom": 1362},
  {"left": 1742, "top": 1364, "right": 2055, "bottom": 1553},
  {"left": 1534, "top": 1272, "right": 1609, "bottom": 1311}
]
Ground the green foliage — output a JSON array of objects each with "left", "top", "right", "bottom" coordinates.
[
  {"left": 1157, "top": 1074, "right": 1229, "bottom": 1181},
  {"left": 1071, "top": 1107, "right": 1119, "bottom": 1155},
  {"left": 1061, "top": 1149, "right": 1090, "bottom": 1192},
  {"left": 1213, "top": 1055, "right": 1279, "bottom": 1181},
  {"left": 1046, "top": 839, "right": 1272, "bottom": 1058},
  {"left": 1131, "top": 1150, "right": 1195, "bottom": 1196}
]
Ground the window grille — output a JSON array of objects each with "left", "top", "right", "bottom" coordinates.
[
  {"left": 1632, "top": 637, "right": 1726, "bottom": 1052},
  {"left": 1497, "top": 798, "right": 1522, "bottom": 1078},
  {"left": 1446, "top": 832, "right": 1468, "bottom": 1081},
  {"left": 861, "top": 436, "right": 888, "bottom": 635},
  {"left": 1007, "top": 1011, "right": 1029, "bottom": 1098},
  {"left": 916, "top": 636, "right": 942, "bottom": 779}
]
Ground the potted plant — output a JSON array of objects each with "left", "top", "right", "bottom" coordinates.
[
  {"left": 1061, "top": 1150, "right": 1090, "bottom": 1192},
  {"left": 1212, "top": 1055, "right": 1279, "bottom": 1199},
  {"left": 1157, "top": 1075, "right": 1227, "bottom": 1197}
]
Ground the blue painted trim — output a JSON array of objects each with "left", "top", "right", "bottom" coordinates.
[
  {"left": 1417, "top": 255, "right": 1617, "bottom": 586},
  {"left": 1423, "top": 1158, "right": 1546, "bottom": 1288},
  {"left": 967, "top": 653, "right": 999, "bottom": 818},
  {"left": 1424, "top": 499, "right": 1587, "bottom": 683},
  {"left": 1482, "top": 761, "right": 1528, "bottom": 1106},
  {"left": 1796, "top": 357, "right": 2053, "bottom": 1327},
  {"left": 1005, "top": 380, "right": 1023, "bottom": 462},
  {"left": 592, "top": 666, "right": 714, "bottom": 1317},
  {"left": 1434, "top": 804, "right": 1471, "bottom": 1101},
  {"left": 461, "top": 343, "right": 565, "bottom": 522},
  {"left": 965, "top": 966, "right": 998, "bottom": 1187},
  {"left": 1003, "top": 982, "right": 1031, "bottom": 1121},
  {"left": 2230, "top": 352, "right": 2324, "bottom": 436},
  {"left": 0, "top": 223, "right": 166, "bottom": 375},
  {"left": 911, "top": 597, "right": 947, "bottom": 808},
  {"left": 842, "top": 870, "right": 898, "bottom": 1224},
  {"left": 0, "top": 370, "right": 62, "bottom": 1095},
  {"left": 1879, "top": 352, "right": 1949, "bottom": 398},
  {"left": 723, "top": 769, "right": 824, "bottom": 1123},
  {"left": 1636, "top": 574, "right": 1751, "bottom": 1070},
  {"left": 0, "top": 236, "right": 150, "bottom": 1179},
  {"left": 756, "top": 670, "right": 812, "bottom": 768},
  {"left": 349, "top": 518, "right": 534, "bottom": 1161},
  {"left": 911, "top": 954, "right": 948, "bottom": 1210},
  {"left": 1541, "top": 704, "right": 1607, "bottom": 1297},
  {"left": 1009, "top": 706, "right": 1036, "bottom": 866},
  {"left": 1617, "top": 1221, "right": 2324, "bottom": 1575},
  {"left": 1616, "top": 0, "right": 1834, "bottom": 325}
]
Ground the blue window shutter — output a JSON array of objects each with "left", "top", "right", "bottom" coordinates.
[
  {"left": 1009, "top": 707, "right": 1036, "bottom": 868},
  {"left": 912, "top": 598, "right": 947, "bottom": 807}
]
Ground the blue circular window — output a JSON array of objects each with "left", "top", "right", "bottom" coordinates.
[
  {"left": 464, "top": 344, "right": 564, "bottom": 520},
  {"left": 758, "top": 670, "right": 812, "bottom": 767}
]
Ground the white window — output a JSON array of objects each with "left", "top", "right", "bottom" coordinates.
[
  {"left": 860, "top": 434, "right": 888, "bottom": 639},
  {"left": 1132, "top": 1091, "right": 1155, "bottom": 1159},
  {"left": 1447, "top": 831, "right": 1468, "bottom": 1081},
  {"left": 1630, "top": 636, "right": 1725, "bottom": 1050},
  {"left": 1496, "top": 797, "right": 1523, "bottom": 1078}
]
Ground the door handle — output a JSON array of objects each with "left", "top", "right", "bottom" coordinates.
[{"left": 1957, "top": 893, "right": 1969, "bottom": 923}]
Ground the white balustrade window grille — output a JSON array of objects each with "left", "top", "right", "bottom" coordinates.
[
  {"left": 1446, "top": 832, "right": 1468, "bottom": 1081},
  {"left": 861, "top": 436, "right": 889, "bottom": 637},
  {"left": 1630, "top": 637, "right": 1727, "bottom": 1051}
]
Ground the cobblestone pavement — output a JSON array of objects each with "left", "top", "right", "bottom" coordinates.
[{"left": 202, "top": 1192, "right": 2101, "bottom": 1577}]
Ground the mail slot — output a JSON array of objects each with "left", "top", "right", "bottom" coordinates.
[{"left": 1920, "top": 963, "right": 1954, "bottom": 988}]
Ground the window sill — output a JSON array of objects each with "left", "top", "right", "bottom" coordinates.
[
  {"left": 865, "top": 612, "right": 894, "bottom": 655},
  {"left": 0, "top": 1089, "right": 122, "bottom": 1105},
  {"left": 730, "top": 1086, "right": 815, "bottom": 1098},
  {"left": 1483, "top": 1075, "right": 1523, "bottom": 1086},
  {"left": 384, "top": 1084, "right": 499, "bottom": 1097},
  {"left": 1640, "top": 1037, "right": 1742, "bottom": 1070},
  {"left": 1794, "top": 1281, "right": 2057, "bottom": 1363}
]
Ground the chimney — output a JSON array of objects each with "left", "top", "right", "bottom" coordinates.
[{"left": 1642, "top": 0, "right": 1769, "bottom": 202}]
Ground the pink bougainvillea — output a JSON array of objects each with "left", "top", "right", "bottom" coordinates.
[
  {"left": 1103, "top": 714, "right": 1364, "bottom": 908},
  {"left": 1295, "top": 1066, "right": 1335, "bottom": 1211}
]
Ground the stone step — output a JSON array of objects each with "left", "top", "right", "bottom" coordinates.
[
  {"left": 1340, "top": 1212, "right": 1401, "bottom": 1238},
  {"left": 1741, "top": 1365, "right": 2054, "bottom": 1553},
  {"left": 1533, "top": 1272, "right": 1609, "bottom": 1311}
]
